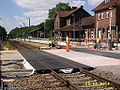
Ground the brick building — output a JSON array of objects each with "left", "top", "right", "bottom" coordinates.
[
  {"left": 93, "top": 0, "right": 120, "bottom": 42},
  {"left": 54, "top": 0, "right": 120, "bottom": 43},
  {"left": 54, "top": 6, "right": 92, "bottom": 41}
]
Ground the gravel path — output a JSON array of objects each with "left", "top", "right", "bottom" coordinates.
[
  {"left": 91, "top": 69, "right": 120, "bottom": 84},
  {"left": 9, "top": 74, "right": 68, "bottom": 90}
]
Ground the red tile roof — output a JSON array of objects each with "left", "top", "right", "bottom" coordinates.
[
  {"left": 81, "top": 16, "right": 94, "bottom": 26},
  {"left": 56, "top": 11, "right": 70, "bottom": 17},
  {"left": 56, "top": 8, "right": 79, "bottom": 17},
  {"left": 93, "top": 0, "right": 120, "bottom": 12}
]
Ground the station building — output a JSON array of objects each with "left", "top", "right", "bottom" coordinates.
[
  {"left": 54, "top": 6, "right": 92, "bottom": 41},
  {"left": 54, "top": 0, "right": 120, "bottom": 43},
  {"left": 29, "top": 28, "right": 47, "bottom": 38},
  {"left": 93, "top": 0, "right": 120, "bottom": 43}
]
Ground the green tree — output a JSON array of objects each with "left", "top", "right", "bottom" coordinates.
[
  {"left": 48, "top": 2, "right": 71, "bottom": 19},
  {"left": 9, "top": 3, "right": 71, "bottom": 39},
  {"left": 47, "top": 2, "right": 71, "bottom": 38},
  {"left": 0, "top": 26, "right": 7, "bottom": 40}
]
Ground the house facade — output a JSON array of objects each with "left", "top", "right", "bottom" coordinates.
[
  {"left": 93, "top": 0, "right": 120, "bottom": 42},
  {"left": 29, "top": 28, "right": 47, "bottom": 38},
  {"left": 54, "top": 0, "right": 120, "bottom": 43},
  {"left": 54, "top": 6, "right": 92, "bottom": 41}
]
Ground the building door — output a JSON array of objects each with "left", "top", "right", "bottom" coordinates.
[{"left": 98, "top": 30, "right": 101, "bottom": 39}]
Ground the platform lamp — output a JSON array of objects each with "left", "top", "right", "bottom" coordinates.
[{"left": 108, "top": 6, "right": 113, "bottom": 50}]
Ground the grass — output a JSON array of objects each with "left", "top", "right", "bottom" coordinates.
[{"left": 3, "top": 41, "right": 13, "bottom": 49}]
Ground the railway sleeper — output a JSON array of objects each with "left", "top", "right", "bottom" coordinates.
[
  {"left": 61, "top": 74, "right": 85, "bottom": 78},
  {"left": 65, "top": 77, "right": 91, "bottom": 81}
]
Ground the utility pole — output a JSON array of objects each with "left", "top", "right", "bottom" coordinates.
[
  {"left": 27, "top": 18, "right": 30, "bottom": 41},
  {"left": 108, "top": 6, "right": 113, "bottom": 50},
  {"left": 44, "top": 21, "right": 45, "bottom": 38}
]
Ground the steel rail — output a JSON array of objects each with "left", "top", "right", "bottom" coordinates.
[
  {"left": 10, "top": 40, "right": 80, "bottom": 90},
  {"left": 10, "top": 40, "right": 120, "bottom": 89}
]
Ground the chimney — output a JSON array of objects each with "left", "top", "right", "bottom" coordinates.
[
  {"left": 72, "top": 6, "right": 77, "bottom": 10},
  {"left": 80, "top": 5, "right": 83, "bottom": 9}
]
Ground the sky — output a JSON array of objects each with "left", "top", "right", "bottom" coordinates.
[{"left": 0, "top": 0, "right": 104, "bottom": 33}]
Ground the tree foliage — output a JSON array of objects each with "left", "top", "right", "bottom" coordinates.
[
  {"left": 9, "top": 2, "right": 71, "bottom": 38},
  {"left": 0, "top": 26, "right": 7, "bottom": 40},
  {"left": 48, "top": 2, "right": 71, "bottom": 19},
  {"left": 9, "top": 26, "right": 39, "bottom": 38},
  {"left": 46, "top": 2, "right": 71, "bottom": 37}
]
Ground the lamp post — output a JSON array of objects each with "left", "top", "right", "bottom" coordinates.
[
  {"left": 108, "top": 6, "right": 113, "bottom": 50},
  {"left": 72, "top": 14, "right": 75, "bottom": 41},
  {"left": 44, "top": 21, "right": 45, "bottom": 38}
]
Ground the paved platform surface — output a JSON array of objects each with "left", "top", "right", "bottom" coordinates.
[
  {"left": 44, "top": 49, "right": 120, "bottom": 74},
  {"left": 18, "top": 49, "right": 93, "bottom": 72},
  {"left": 71, "top": 48, "right": 120, "bottom": 59},
  {"left": 0, "top": 50, "right": 23, "bottom": 60}
]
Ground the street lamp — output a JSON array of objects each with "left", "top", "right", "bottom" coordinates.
[
  {"left": 108, "top": 6, "right": 113, "bottom": 50},
  {"left": 72, "top": 14, "right": 76, "bottom": 41}
]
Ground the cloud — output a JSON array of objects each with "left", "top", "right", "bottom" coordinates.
[
  {"left": 70, "top": 0, "right": 86, "bottom": 7},
  {"left": 14, "top": 16, "right": 47, "bottom": 27},
  {"left": 11, "top": 0, "right": 86, "bottom": 29},
  {"left": 12, "top": 0, "right": 86, "bottom": 10},
  {"left": 12, "top": 0, "right": 62, "bottom": 10},
  {"left": 14, "top": 16, "right": 25, "bottom": 21},
  {"left": 24, "top": 10, "right": 48, "bottom": 17},
  {"left": 0, "top": 17, "right": 13, "bottom": 33},
  {"left": 88, "top": 0, "right": 104, "bottom": 6}
]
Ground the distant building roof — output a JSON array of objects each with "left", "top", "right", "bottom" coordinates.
[
  {"left": 93, "top": 0, "right": 120, "bottom": 12},
  {"left": 29, "top": 28, "right": 45, "bottom": 33}
]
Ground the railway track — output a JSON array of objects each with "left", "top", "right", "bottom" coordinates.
[{"left": 4, "top": 40, "right": 120, "bottom": 90}]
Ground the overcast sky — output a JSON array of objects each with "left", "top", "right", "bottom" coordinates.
[{"left": 0, "top": 0, "right": 104, "bottom": 33}]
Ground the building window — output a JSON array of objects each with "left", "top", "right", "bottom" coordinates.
[
  {"left": 101, "top": 13, "right": 104, "bottom": 19},
  {"left": 105, "top": 0, "right": 110, "bottom": 3},
  {"left": 98, "top": 13, "right": 100, "bottom": 20},
  {"left": 66, "top": 19, "right": 71, "bottom": 26},
  {"left": 57, "top": 21, "right": 59, "bottom": 28},
  {"left": 110, "top": 11, "right": 112, "bottom": 18},
  {"left": 85, "top": 31, "right": 88, "bottom": 38},
  {"left": 106, "top": 12, "right": 109, "bottom": 18},
  {"left": 91, "top": 31, "right": 94, "bottom": 38}
]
